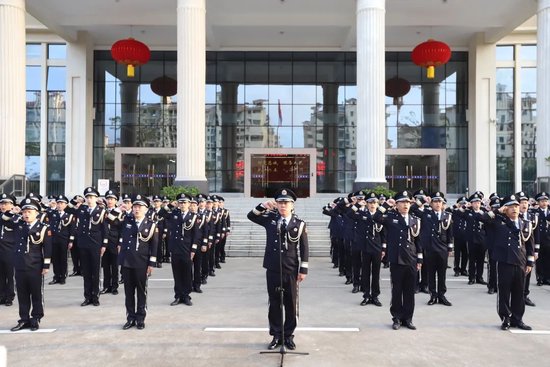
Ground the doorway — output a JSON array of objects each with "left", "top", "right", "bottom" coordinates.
[{"left": 385, "top": 149, "right": 446, "bottom": 194}]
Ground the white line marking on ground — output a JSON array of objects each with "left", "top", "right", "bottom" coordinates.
[
  {"left": 0, "top": 329, "right": 56, "bottom": 334},
  {"left": 509, "top": 330, "right": 550, "bottom": 335},
  {"left": 204, "top": 327, "right": 360, "bottom": 332}
]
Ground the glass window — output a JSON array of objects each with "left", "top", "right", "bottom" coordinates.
[
  {"left": 26, "top": 44, "right": 41, "bottom": 59},
  {"left": 48, "top": 44, "right": 66, "bottom": 59},
  {"left": 47, "top": 67, "right": 66, "bottom": 90},
  {"left": 26, "top": 66, "right": 41, "bottom": 90},
  {"left": 496, "top": 45, "right": 514, "bottom": 61},
  {"left": 520, "top": 45, "right": 537, "bottom": 61}
]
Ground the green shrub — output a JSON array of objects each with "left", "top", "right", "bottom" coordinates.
[
  {"left": 362, "top": 185, "right": 396, "bottom": 199},
  {"left": 160, "top": 186, "right": 200, "bottom": 201}
]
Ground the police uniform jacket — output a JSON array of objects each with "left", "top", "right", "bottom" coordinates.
[
  {"left": 46, "top": 209, "right": 74, "bottom": 243},
  {"left": 0, "top": 211, "right": 19, "bottom": 254},
  {"left": 248, "top": 204, "right": 309, "bottom": 275},
  {"left": 212, "top": 208, "right": 223, "bottom": 242},
  {"left": 480, "top": 211, "right": 535, "bottom": 268},
  {"left": 197, "top": 209, "right": 212, "bottom": 248},
  {"left": 161, "top": 209, "right": 200, "bottom": 256},
  {"left": 118, "top": 215, "right": 159, "bottom": 269},
  {"left": 68, "top": 205, "right": 108, "bottom": 249},
  {"left": 372, "top": 207, "right": 423, "bottom": 267},
  {"left": 336, "top": 200, "right": 355, "bottom": 242},
  {"left": 451, "top": 208, "right": 469, "bottom": 241},
  {"left": 350, "top": 205, "right": 385, "bottom": 255},
  {"left": 104, "top": 207, "right": 124, "bottom": 253},
  {"left": 13, "top": 220, "right": 52, "bottom": 271},
  {"left": 535, "top": 208, "right": 550, "bottom": 245},
  {"left": 222, "top": 208, "right": 231, "bottom": 234},
  {"left": 411, "top": 205, "right": 453, "bottom": 257},
  {"left": 149, "top": 207, "right": 167, "bottom": 240},
  {"left": 322, "top": 204, "right": 344, "bottom": 240}
]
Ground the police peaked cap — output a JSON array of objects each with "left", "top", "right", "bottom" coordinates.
[
  {"left": 56, "top": 195, "right": 69, "bottom": 203},
  {"left": 394, "top": 191, "right": 412, "bottom": 202},
  {"left": 26, "top": 192, "right": 43, "bottom": 201},
  {"left": 0, "top": 193, "right": 17, "bottom": 205},
  {"left": 514, "top": 191, "right": 529, "bottom": 201},
  {"left": 177, "top": 193, "right": 191, "bottom": 202},
  {"left": 365, "top": 192, "right": 378, "bottom": 202},
  {"left": 274, "top": 188, "right": 297, "bottom": 202},
  {"left": 468, "top": 193, "right": 482, "bottom": 203},
  {"left": 83, "top": 187, "right": 99, "bottom": 197},
  {"left": 104, "top": 190, "right": 119, "bottom": 201},
  {"left": 412, "top": 189, "right": 426, "bottom": 198},
  {"left": 21, "top": 198, "right": 41, "bottom": 211},
  {"left": 431, "top": 191, "right": 445, "bottom": 201},
  {"left": 535, "top": 192, "right": 549, "bottom": 201},
  {"left": 132, "top": 194, "right": 150, "bottom": 208},
  {"left": 501, "top": 194, "right": 520, "bottom": 207}
]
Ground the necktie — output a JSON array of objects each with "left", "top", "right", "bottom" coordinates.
[
  {"left": 437, "top": 212, "right": 441, "bottom": 221},
  {"left": 281, "top": 219, "right": 288, "bottom": 249}
]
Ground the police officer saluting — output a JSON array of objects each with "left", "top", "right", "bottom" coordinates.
[
  {"left": 247, "top": 188, "right": 309, "bottom": 351},
  {"left": 46, "top": 195, "right": 74, "bottom": 285},
  {"left": 0, "top": 193, "right": 18, "bottom": 307},
  {"left": 119, "top": 195, "right": 158, "bottom": 330},
  {"left": 10, "top": 198, "right": 52, "bottom": 331}
]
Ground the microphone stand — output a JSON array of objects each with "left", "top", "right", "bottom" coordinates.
[{"left": 260, "top": 214, "right": 308, "bottom": 367}]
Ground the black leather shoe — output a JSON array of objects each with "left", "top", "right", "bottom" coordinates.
[
  {"left": 201, "top": 278, "right": 207, "bottom": 285},
  {"left": 332, "top": 264, "right": 338, "bottom": 268},
  {"left": 339, "top": 272, "right": 345, "bottom": 277},
  {"left": 525, "top": 297, "right": 536, "bottom": 307},
  {"left": 392, "top": 320, "right": 401, "bottom": 330},
  {"left": 513, "top": 321, "right": 532, "bottom": 330},
  {"left": 0, "top": 299, "right": 5, "bottom": 305},
  {"left": 352, "top": 285, "right": 360, "bottom": 293},
  {"left": 360, "top": 298, "right": 369, "bottom": 306},
  {"left": 220, "top": 259, "right": 226, "bottom": 263},
  {"left": 501, "top": 318, "right": 511, "bottom": 330},
  {"left": 438, "top": 296, "right": 452, "bottom": 306},
  {"left": 371, "top": 297, "right": 382, "bottom": 307},
  {"left": 193, "top": 286, "right": 203, "bottom": 294},
  {"left": 11, "top": 321, "right": 30, "bottom": 332},
  {"left": 112, "top": 289, "right": 119, "bottom": 295},
  {"left": 30, "top": 320, "right": 39, "bottom": 331},
  {"left": 209, "top": 271, "right": 216, "bottom": 277},
  {"left": 428, "top": 297, "right": 437, "bottom": 306},
  {"left": 157, "top": 263, "right": 162, "bottom": 268},
  {"left": 92, "top": 299, "right": 100, "bottom": 306},
  {"left": 461, "top": 271, "right": 469, "bottom": 276},
  {"left": 454, "top": 271, "right": 460, "bottom": 277},
  {"left": 59, "top": 279, "right": 66, "bottom": 285},
  {"left": 119, "top": 279, "right": 124, "bottom": 284},
  {"left": 403, "top": 321, "right": 416, "bottom": 330},
  {"left": 488, "top": 288, "right": 496, "bottom": 294},
  {"left": 5, "top": 299, "right": 13, "bottom": 307},
  {"left": 215, "top": 264, "right": 221, "bottom": 269},
  {"left": 345, "top": 278, "right": 352, "bottom": 285},
  {"left": 136, "top": 322, "right": 145, "bottom": 330},
  {"left": 170, "top": 298, "right": 181, "bottom": 306},
  {"left": 123, "top": 320, "right": 136, "bottom": 330},
  {"left": 468, "top": 280, "right": 475, "bottom": 285},
  {"left": 49, "top": 279, "right": 59, "bottom": 285},
  {"left": 100, "top": 288, "right": 112, "bottom": 294},
  {"left": 419, "top": 286, "right": 429, "bottom": 294},
  {"left": 268, "top": 337, "right": 282, "bottom": 350},
  {"left": 182, "top": 296, "right": 193, "bottom": 306},
  {"left": 284, "top": 336, "right": 296, "bottom": 350},
  {"left": 476, "top": 278, "right": 488, "bottom": 285},
  {"left": 81, "top": 299, "right": 92, "bottom": 306},
  {"left": 69, "top": 271, "right": 79, "bottom": 277}
]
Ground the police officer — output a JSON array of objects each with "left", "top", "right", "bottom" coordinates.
[
  {"left": 68, "top": 195, "right": 84, "bottom": 276},
  {"left": 68, "top": 187, "right": 107, "bottom": 306},
  {"left": 322, "top": 198, "right": 344, "bottom": 270},
  {"left": 0, "top": 193, "right": 18, "bottom": 306},
  {"left": 218, "top": 196, "right": 231, "bottom": 265},
  {"left": 534, "top": 192, "right": 550, "bottom": 286},
  {"left": 162, "top": 193, "right": 200, "bottom": 306},
  {"left": 465, "top": 192, "right": 488, "bottom": 285},
  {"left": 452, "top": 196, "right": 470, "bottom": 277},
  {"left": 517, "top": 191, "right": 539, "bottom": 307},
  {"left": 350, "top": 192, "right": 385, "bottom": 306},
  {"left": 119, "top": 195, "right": 158, "bottom": 330},
  {"left": 46, "top": 195, "right": 74, "bottom": 285},
  {"left": 412, "top": 192, "right": 453, "bottom": 306},
  {"left": 201, "top": 195, "right": 215, "bottom": 285},
  {"left": 372, "top": 191, "right": 422, "bottom": 330},
  {"left": 10, "top": 199, "right": 52, "bottom": 331},
  {"left": 149, "top": 195, "right": 166, "bottom": 268},
  {"left": 480, "top": 194, "right": 535, "bottom": 330},
  {"left": 485, "top": 196, "right": 502, "bottom": 294},
  {"left": 101, "top": 190, "right": 124, "bottom": 295},
  {"left": 247, "top": 188, "right": 309, "bottom": 351}
]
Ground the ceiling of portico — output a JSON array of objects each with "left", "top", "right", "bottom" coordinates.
[{"left": 25, "top": 0, "right": 538, "bottom": 49}]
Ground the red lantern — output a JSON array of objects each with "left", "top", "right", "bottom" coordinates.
[
  {"left": 151, "top": 76, "right": 177, "bottom": 103},
  {"left": 111, "top": 38, "right": 151, "bottom": 78},
  {"left": 385, "top": 77, "right": 411, "bottom": 105},
  {"left": 411, "top": 39, "right": 451, "bottom": 79}
]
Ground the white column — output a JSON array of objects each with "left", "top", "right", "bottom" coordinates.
[
  {"left": 65, "top": 32, "right": 94, "bottom": 196},
  {"left": 467, "top": 33, "right": 496, "bottom": 195},
  {"left": 537, "top": 0, "right": 550, "bottom": 180},
  {"left": 176, "top": 0, "right": 207, "bottom": 191},
  {"left": 354, "top": 0, "right": 387, "bottom": 190},
  {"left": 0, "top": 0, "right": 26, "bottom": 180}
]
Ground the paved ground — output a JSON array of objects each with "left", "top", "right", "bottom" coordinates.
[{"left": 1, "top": 257, "right": 550, "bottom": 367}]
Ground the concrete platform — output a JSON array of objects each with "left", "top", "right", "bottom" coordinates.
[{"left": 1, "top": 257, "right": 550, "bottom": 367}]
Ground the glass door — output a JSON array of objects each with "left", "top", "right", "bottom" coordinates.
[
  {"left": 120, "top": 154, "right": 176, "bottom": 195},
  {"left": 386, "top": 154, "right": 440, "bottom": 193},
  {"left": 250, "top": 153, "right": 311, "bottom": 198}
]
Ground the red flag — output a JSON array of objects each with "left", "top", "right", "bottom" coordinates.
[{"left": 278, "top": 99, "right": 283, "bottom": 126}]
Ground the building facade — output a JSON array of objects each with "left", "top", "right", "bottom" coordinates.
[{"left": 1, "top": 0, "right": 549, "bottom": 197}]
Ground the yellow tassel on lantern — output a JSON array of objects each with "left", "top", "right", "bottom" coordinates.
[
  {"left": 427, "top": 66, "right": 435, "bottom": 79},
  {"left": 127, "top": 64, "right": 135, "bottom": 77}
]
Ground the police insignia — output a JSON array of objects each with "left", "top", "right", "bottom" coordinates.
[{"left": 282, "top": 189, "right": 287, "bottom": 195}]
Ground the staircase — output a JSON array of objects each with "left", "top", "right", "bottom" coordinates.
[
  {"left": 220, "top": 193, "right": 336, "bottom": 257},
  {"left": 0, "top": 174, "right": 28, "bottom": 197}
]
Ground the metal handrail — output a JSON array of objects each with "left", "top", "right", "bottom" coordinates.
[{"left": 0, "top": 174, "right": 28, "bottom": 197}]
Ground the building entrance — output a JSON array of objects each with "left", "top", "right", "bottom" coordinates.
[{"left": 385, "top": 149, "right": 446, "bottom": 194}]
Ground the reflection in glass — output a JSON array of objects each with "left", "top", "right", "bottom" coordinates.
[
  {"left": 496, "top": 45, "right": 514, "bottom": 61},
  {"left": 26, "top": 44, "right": 41, "bottom": 59},
  {"left": 26, "top": 66, "right": 41, "bottom": 90},
  {"left": 48, "top": 44, "right": 66, "bottom": 59},
  {"left": 47, "top": 67, "right": 66, "bottom": 90},
  {"left": 520, "top": 45, "right": 536, "bottom": 61}
]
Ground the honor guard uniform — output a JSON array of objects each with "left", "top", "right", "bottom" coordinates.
[
  {"left": 247, "top": 188, "right": 309, "bottom": 351},
  {"left": 336, "top": 193, "right": 356, "bottom": 285},
  {"left": 485, "top": 197, "right": 501, "bottom": 294},
  {"left": 479, "top": 195, "right": 535, "bottom": 330},
  {"left": 452, "top": 196, "right": 470, "bottom": 276},
  {"left": 516, "top": 191, "right": 539, "bottom": 307},
  {"left": 465, "top": 192, "right": 488, "bottom": 285},
  {"left": 192, "top": 194, "right": 209, "bottom": 293},
  {"left": 534, "top": 192, "right": 550, "bottom": 286},
  {"left": 0, "top": 193, "right": 18, "bottom": 306},
  {"left": 350, "top": 192, "right": 385, "bottom": 306},
  {"left": 101, "top": 190, "right": 124, "bottom": 295},
  {"left": 347, "top": 191, "right": 367, "bottom": 293},
  {"left": 201, "top": 195, "right": 215, "bottom": 284},
  {"left": 411, "top": 192, "right": 453, "bottom": 306},
  {"left": 10, "top": 199, "right": 52, "bottom": 332},
  {"left": 412, "top": 189, "right": 429, "bottom": 294},
  {"left": 68, "top": 187, "right": 108, "bottom": 306},
  {"left": 209, "top": 195, "right": 223, "bottom": 277},
  {"left": 161, "top": 196, "right": 172, "bottom": 263},
  {"left": 68, "top": 195, "right": 84, "bottom": 276},
  {"left": 119, "top": 195, "right": 158, "bottom": 330},
  {"left": 46, "top": 195, "right": 74, "bottom": 285},
  {"left": 217, "top": 196, "right": 231, "bottom": 265},
  {"left": 149, "top": 195, "right": 166, "bottom": 268},
  {"left": 372, "top": 191, "right": 423, "bottom": 330},
  {"left": 322, "top": 198, "right": 344, "bottom": 270},
  {"left": 161, "top": 193, "right": 200, "bottom": 306}
]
